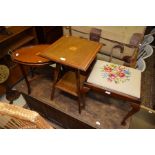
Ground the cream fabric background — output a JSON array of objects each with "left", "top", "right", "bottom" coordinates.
[{"left": 87, "top": 60, "right": 141, "bottom": 98}]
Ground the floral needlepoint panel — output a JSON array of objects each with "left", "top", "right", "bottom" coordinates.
[
  {"left": 87, "top": 60, "right": 141, "bottom": 98},
  {"left": 101, "top": 63, "right": 131, "bottom": 84}
]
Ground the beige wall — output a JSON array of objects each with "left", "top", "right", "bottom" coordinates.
[
  {"left": 63, "top": 26, "right": 145, "bottom": 66},
  {"left": 63, "top": 26, "right": 145, "bottom": 44}
]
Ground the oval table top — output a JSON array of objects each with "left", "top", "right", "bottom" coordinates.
[{"left": 12, "top": 45, "right": 51, "bottom": 65}]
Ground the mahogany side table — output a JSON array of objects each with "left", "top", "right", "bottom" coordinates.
[
  {"left": 39, "top": 36, "right": 102, "bottom": 113},
  {"left": 12, "top": 45, "right": 52, "bottom": 94}
]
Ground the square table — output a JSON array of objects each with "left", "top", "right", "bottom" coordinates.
[{"left": 39, "top": 35, "right": 102, "bottom": 113}]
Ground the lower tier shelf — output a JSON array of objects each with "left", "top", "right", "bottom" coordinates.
[{"left": 55, "top": 71, "right": 86, "bottom": 96}]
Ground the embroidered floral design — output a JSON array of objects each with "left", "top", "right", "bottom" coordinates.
[{"left": 101, "top": 64, "right": 131, "bottom": 84}]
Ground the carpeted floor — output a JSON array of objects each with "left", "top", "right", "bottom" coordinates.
[
  {"left": 129, "top": 108, "right": 155, "bottom": 129},
  {"left": 13, "top": 49, "right": 155, "bottom": 129},
  {"left": 15, "top": 67, "right": 131, "bottom": 129}
]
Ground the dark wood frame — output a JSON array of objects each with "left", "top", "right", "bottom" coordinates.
[
  {"left": 51, "top": 63, "right": 85, "bottom": 114},
  {"left": 50, "top": 59, "right": 98, "bottom": 114}
]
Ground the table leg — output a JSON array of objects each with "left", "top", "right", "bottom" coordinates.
[
  {"left": 19, "top": 64, "right": 31, "bottom": 94},
  {"left": 30, "top": 67, "right": 35, "bottom": 78},
  {"left": 75, "top": 69, "right": 83, "bottom": 114},
  {"left": 121, "top": 102, "right": 140, "bottom": 126},
  {"left": 81, "top": 86, "right": 90, "bottom": 109},
  {"left": 51, "top": 63, "right": 61, "bottom": 100}
]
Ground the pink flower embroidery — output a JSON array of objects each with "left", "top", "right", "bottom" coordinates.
[
  {"left": 118, "top": 72, "right": 125, "bottom": 78},
  {"left": 104, "top": 66, "right": 112, "bottom": 72},
  {"left": 101, "top": 64, "right": 131, "bottom": 84},
  {"left": 110, "top": 74, "right": 116, "bottom": 79}
]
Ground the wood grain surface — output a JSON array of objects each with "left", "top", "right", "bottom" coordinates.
[
  {"left": 12, "top": 45, "right": 51, "bottom": 65},
  {"left": 39, "top": 36, "right": 102, "bottom": 71}
]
